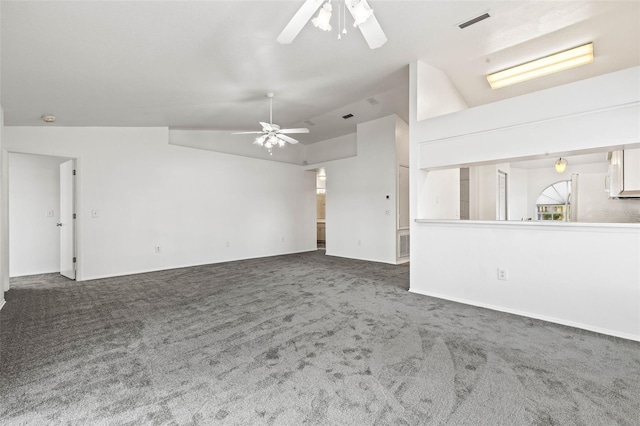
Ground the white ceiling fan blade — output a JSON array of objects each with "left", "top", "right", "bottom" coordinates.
[
  {"left": 277, "top": 0, "right": 324, "bottom": 44},
  {"left": 278, "top": 134, "right": 300, "bottom": 145},
  {"left": 347, "top": 1, "right": 387, "bottom": 49},
  {"left": 278, "top": 128, "right": 310, "bottom": 134},
  {"left": 232, "top": 131, "right": 264, "bottom": 135},
  {"left": 259, "top": 121, "right": 274, "bottom": 132}
]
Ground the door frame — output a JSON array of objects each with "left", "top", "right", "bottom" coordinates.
[{"left": 2, "top": 148, "right": 83, "bottom": 285}]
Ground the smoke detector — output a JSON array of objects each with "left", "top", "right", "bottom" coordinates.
[{"left": 41, "top": 115, "right": 56, "bottom": 123}]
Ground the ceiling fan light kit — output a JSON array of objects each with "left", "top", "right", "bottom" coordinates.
[
  {"left": 312, "top": 2, "right": 333, "bottom": 32},
  {"left": 232, "top": 93, "right": 309, "bottom": 156},
  {"left": 350, "top": 0, "right": 374, "bottom": 27},
  {"left": 277, "top": 0, "right": 387, "bottom": 49}
]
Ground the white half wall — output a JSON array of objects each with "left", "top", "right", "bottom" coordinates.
[
  {"left": 2, "top": 127, "right": 316, "bottom": 281},
  {"left": 410, "top": 62, "right": 640, "bottom": 340},
  {"left": 9, "top": 153, "right": 68, "bottom": 276},
  {"left": 412, "top": 221, "right": 640, "bottom": 340}
]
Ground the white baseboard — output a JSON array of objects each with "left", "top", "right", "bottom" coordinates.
[
  {"left": 79, "top": 249, "right": 318, "bottom": 282},
  {"left": 409, "top": 288, "right": 640, "bottom": 342}
]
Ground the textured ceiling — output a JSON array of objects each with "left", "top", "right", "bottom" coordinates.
[{"left": 2, "top": 1, "right": 638, "bottom": 144}]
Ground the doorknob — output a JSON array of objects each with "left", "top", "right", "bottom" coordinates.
[{"left": 57, "top": 223, "right": 63, "bottom": 227}]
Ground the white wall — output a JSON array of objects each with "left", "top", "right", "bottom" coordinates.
[
  {"left": 410, "top": 61, "right": 469, "bottom": 226},
  {"left": 169, "top": 129, "right": 306, "bottom": 165},
  {"left": 410, "top": 63, "right": 640, "bottom": 340},
  {"left": 9, "top": 153, "right": 68, "bottom": 276},
  {"left": 306, "top": 133, "right": 357, "bottom": 165},
  {"left": 516, "top": 161, "right": 640, "bottom": 222},
  {"left": 3, "top": 127, "right": 316, "bottom": 281},
  {"left": 324, "top": 115, "right": 400, "bottom": 264},
  {"left": 0, "top": 2, "right": 7, "bottom": 302},
  {"left": 0, "top": 110, "right": 6, "bottom": 298},
  {"left": 421, "top": 169, "right": 460, "bottom": 219},
  {"left": 412, "top": 221, "right": 640, "bottom": 340},
  {"left": 508, "top": 168, "right": 529, "bottom": 220},
  {"left": 524, "top": 162, "right": 608, "bottom": 216}
]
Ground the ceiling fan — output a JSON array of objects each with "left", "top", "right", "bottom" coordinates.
[
  {"left": 232, "top": 93, "right": 309, "bottom": 154},
  {"left": 277, "top": 0, "right": 387, "bottom": 49}
]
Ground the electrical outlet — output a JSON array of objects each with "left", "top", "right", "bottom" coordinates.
[
  {"left": 497, "top": 268, "right": 508, "bottom": 281},
  {"left": 155, "top": 246, "right": 161, "bottom": 253}
]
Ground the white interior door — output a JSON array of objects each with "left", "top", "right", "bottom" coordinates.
[{"left": 60, "top": 160, "right": 76, "bottom": 279}]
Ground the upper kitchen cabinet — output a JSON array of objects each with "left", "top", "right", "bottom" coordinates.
[{"left": 609, "top": 148, "right": 640, "bottom": 198}]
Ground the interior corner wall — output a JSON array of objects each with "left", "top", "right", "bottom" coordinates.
[
  {"left": 9, "top": 153, "right": 68, "bottom": 276},
  {"left": 0, "top": 108, "right": 6, "bottom": 298},
  {"left": 421, "top": 169, "right": 460, "bottom": 219},
  {"left": 325, "top": 115, "right": 398, "bottom": 264},
  {"left": 2, "top": 127, "right": 316, "bottom": 281},
  {"left": 410, "top": 61, "right": 469, "bottom": 226}
]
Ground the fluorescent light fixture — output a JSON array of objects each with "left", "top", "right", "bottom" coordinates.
[{"left": 487, "top": 43, "right": 594, "bottom": 89}]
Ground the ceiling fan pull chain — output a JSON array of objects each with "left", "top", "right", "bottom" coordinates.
[
  {"left": 337, "top": 0, "right": 342, "bottom": 40},
  {"left": 343, "top": 0, "right": 347, "bottom": 35}
]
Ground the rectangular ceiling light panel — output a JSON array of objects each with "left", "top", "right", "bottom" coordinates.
[{"left": 487, "top": 42, "right": 594, "bottom": 89}]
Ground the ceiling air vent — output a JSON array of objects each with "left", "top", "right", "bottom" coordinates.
[
  {"left": 342, "top": 113, "right": 354, "bottom": 119},
  {"left": 366, "top": 97, "right": 379, "bottom": 106},
  {"left": 458, "top": 12, "right": 490, "bottom": 29}
]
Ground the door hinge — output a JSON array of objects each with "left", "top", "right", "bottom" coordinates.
[
  {"left": 73, "top": 257, "right": 77, "bottom": 263},
  {"left": 73, "top": 213, "right": 77, "bottom": 219},
  {"left": 73, "top": 169, "right": 76, "bottom": 176}
]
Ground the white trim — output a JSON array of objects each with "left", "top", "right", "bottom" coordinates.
[
  {"left": 10, "top": 270, "right": 61, "bottom": 278},
  {"left": 417, "top": 101, "right": 639, "bottom": 146},
  {"left": 0, "top": 299, "right": 5, "bottom": 311},
  {"left": 414, "top": 219, "right": 640, "bottom": 232},
  {"left": 409, "top": 288, "right": 640, "bottom": 342},
  {"left": 78, "top": 250, "right": 318, "bottom": 282}
]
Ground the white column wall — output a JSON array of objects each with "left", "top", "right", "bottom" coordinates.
[
  {"left": 324, "top": 115, "right": 399, "bottom": 264},
  {"left": 2, "top": 127, "right": 316, "bottom": 281}
]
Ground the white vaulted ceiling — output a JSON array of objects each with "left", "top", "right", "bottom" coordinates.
[{"left": 2, "top": 1, "right": 639, "bottom": 144}]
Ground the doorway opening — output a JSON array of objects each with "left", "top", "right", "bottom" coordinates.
[
  {"left": 8, "top": 152, "right": 77, "bottom": 283},
  {"left": 316, "top": 168, "right": 326, "bottom": 250}
]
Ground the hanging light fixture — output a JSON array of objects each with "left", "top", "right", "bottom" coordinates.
[
  {"left": 318, "top": 168, "right": 327, "bottom": 180},
  {"left": 349, "top": 0, "right": 374, "bottom": 27},
  {"left": 555, "top": 157, "right": 568, "bottom": 173},
  {"left": 312, "top": 1, "right": 333, "bottom": 32}
]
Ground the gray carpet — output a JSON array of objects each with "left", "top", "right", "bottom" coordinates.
[{"left": 1, "top": 251, "right": 639, "bottom": 425}]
